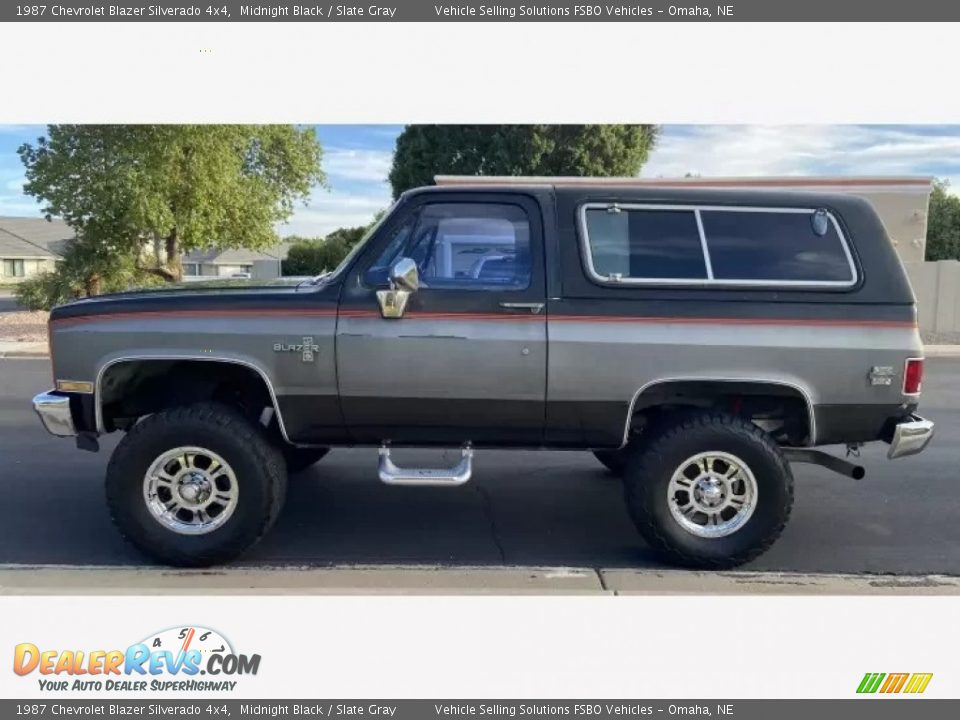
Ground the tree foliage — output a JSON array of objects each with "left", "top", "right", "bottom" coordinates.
[
  {"left": 388, "top": 124, "right": 659, "bottom": 197},
  {"left": 14, "top": 233, "right": 164, "bottom": 310},
  {"left": 281, "top": 224, "right": 371, "bottom": 276},
  {"left": 18, "top": 125, "right": 324, "bottom": 283},
  {"left": 926, "top": 179, "right": 960, "bottom": 261}
]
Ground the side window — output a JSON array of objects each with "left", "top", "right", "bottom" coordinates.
[
  {"left": 583, "top": 207, "right": 707, "bottom": 280},
  {"left": 368, "top": 203, "right": 531, "bottom": 290},
  {"left": 701, "top": 210, "right": 854, "bottom": 283},
  {"left": 363, "top": 217, "right": 415, "bottom": 286}
]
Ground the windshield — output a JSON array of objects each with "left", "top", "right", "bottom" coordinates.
[{"left": 311, "top": 201, "right": 398, "bottom": 284}]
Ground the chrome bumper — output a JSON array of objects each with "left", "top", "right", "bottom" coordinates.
[
  {"left": 32, "top": 391, "right": 76, "bottom": 437},
  {"left": 887, "top": 415, "right": 934, "bottom": 459}
]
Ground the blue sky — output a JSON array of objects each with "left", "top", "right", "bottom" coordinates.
[{"left": 2, "top": 124, "right": 959, "bottom": 238}]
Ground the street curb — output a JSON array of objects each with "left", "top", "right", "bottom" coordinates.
[
  {"left": 924, "top": 345, "right": 960, "bottom": 358},
  {"left": 0, "top": 564, "right": 958, "bottom": 595},
  {"left": 0, "top": 351, "right": 48, "bottom": 358}
]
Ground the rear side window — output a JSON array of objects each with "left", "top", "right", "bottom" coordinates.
[
  {"left": 580, "top": 203, "right": 856, "bottom": 287},
  {"left": 584, "top": 208, "right": 706, "bottom": 280},
  {"left": 701, "top": 210, "right": 854, "bottom": 283}
]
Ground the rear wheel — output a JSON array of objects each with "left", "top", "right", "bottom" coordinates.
[
  {"left": 593, "top": 449, "right": 628, "bottom": 475},
  {"left": 623, "top": 411, "right": 793, "bottom": 569},
  {"left": 105, "top": 402, "right": 287, "bottom": 567}
]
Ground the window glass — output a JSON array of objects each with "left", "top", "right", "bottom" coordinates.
[
  {"left": 363, "top": 217, "right": 415, "bottom": 286},
  {"left": 702, "top": 210, "right": 853, "bottom": 282},
  {"left": 367, "top": 203, "right": 531, "bottom": 290},
  {"left": 584, "top": 208, "right": 706, "bottom": 280},
  {"left": 3, "top": 259, "right": 25, "bottom": 277}
]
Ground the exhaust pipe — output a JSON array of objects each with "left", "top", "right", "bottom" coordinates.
[{"left": 783, "top": 448, "right": 866, "bottom": 480}]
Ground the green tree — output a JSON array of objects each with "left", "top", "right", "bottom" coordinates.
[
  {"left": 18, "top": 125, "right": 324, "bottom": 287},
  {"left": 14, "top": 231, "right": 165, "bottom": 310},
  {"left": 926, "top": 179, "right": 960, "bottom": 261},
  {"left": 281, "top": 224, "right": 371, "bottom": 276},
  {"left": 388, "top": 124, "right": 659, "bottom": 198}
]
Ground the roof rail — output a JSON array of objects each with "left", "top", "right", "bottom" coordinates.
[{"left": 433, "top": 175, "right": 934, "bottom": 192}]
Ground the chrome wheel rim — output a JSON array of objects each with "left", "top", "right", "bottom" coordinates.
[
  {"left": 142, "top": 446, "right": 239, "bottom": 535},
  {"left": 667, "top": 451, "right": 757, "bottom": 538}
]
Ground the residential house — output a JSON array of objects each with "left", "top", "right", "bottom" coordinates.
[
  {"left": 0, "top": 216, "right": 72, "bottom": 283},
  {"left": 182, "top": 243, "right": 293, "bottom": 279}
]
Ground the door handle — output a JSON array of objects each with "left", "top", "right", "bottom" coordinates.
[{"left": 499, "top": 302, "right": 545, "bottom": 315}]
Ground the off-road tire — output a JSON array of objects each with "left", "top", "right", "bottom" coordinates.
[
  {"left": 282, "top": 446, "right": 330, "bottom": 474},
  {"left": 106, "top": 402, "right": 288, "bottom": 567},
  {"left": 593, "top": 449, "right": 628, "bottom": 475},
  {"left": 623, "top": 411, "right": 794, "bottom": 569}
]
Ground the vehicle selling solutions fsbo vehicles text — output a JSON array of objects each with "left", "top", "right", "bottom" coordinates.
[{"left": 433, "top": 5, "right": 726, "bottom": 18}]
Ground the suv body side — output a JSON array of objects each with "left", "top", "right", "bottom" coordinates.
[{"left": 45, "top": 184, "right": 922, "bottom": 454}]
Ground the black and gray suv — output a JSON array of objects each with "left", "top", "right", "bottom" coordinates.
[{"left": 33, "top": 180, "right": 934, "bottom": 568}]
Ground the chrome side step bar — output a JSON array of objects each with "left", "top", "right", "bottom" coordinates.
[{"left": 378, "top": 445, "right": 474, "bottom": 487}]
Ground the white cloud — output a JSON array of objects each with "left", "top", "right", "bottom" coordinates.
[
  {"left": 278, "top": 187, "right": 392, "bottom": 237},
  {"left": 643, "top": 125, "right": 960, "bottom": 181},
  {"left": 0, "top": 196, "right": 41, "bottom": 216},
  {"left": 324, "top": 147, "right": 393, "bottom": 183}
]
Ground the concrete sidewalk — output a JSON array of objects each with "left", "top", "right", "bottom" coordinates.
[{"left": 1, "top": 565, "right": 957, "bottom": 595}]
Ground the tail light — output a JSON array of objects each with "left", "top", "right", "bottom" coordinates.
[{"left": 904, "top": 358, "right": 924, "bottom": 395}]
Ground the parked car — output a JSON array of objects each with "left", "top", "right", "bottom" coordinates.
[{"left": 33, "top": 181, "right": 933, "bottom": 568}]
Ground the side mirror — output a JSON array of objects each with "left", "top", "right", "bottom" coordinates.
[
  {"left": 389, "top": 257, "right": 419, "bottom": 292},
  {"left": 377, "top": 257, "right": 418, "bottom": 319}
]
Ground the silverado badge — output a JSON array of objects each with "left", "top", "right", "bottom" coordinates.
[{"left": 273, "top": 336, "right": 320, "bottom": 363}]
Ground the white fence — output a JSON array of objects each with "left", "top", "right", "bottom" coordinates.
[{"left": 905, "top": 261, "right": 960, "bottom": 336}]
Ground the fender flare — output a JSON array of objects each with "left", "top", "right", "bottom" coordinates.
[
  {"left": 93, "top": 353, "right": 299, "bottom": 445},
  {"left": 621, "top": 376, "right": 818, "bottom": 448}
]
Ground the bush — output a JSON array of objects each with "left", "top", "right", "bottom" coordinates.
[
  {"left": 14, "top": 257, "right": 164, "bottom": 311},
  {"left": 282, "top": 226, "right": 370, "bottom": 276},
  {"left": 15, "top": 272, "right": 81, "bottom": 310}
]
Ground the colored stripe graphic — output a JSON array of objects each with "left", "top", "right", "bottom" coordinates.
[
  {"left": 857, "top": 673, "right": 886, "bottom": 693},
  {"left": 857, "top": 672, "right": 932, "bottom": 694},
  {"left": 904, "top": 673, "right": 933, "bottom": 694},
  {"left": 880, "top": 673, "right": 909, "bottom": 693}
]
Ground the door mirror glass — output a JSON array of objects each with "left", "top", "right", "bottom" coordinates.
[{"left": 389, "top": 257, "right": 419, "bottom": 292}]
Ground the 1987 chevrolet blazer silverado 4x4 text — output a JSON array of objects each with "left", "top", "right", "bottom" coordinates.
[{"left": 33, "top": 179, "right": 935, "bottom": 568}]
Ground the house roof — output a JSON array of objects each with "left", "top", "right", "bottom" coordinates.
[
  {"left": 0, "top": 217, "right": 74, "bottom": 259},
  {"left": 184, "top": 242, "right": 294, "bottom": 265}
]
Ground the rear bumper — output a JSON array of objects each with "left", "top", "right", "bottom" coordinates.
[
  {"left": 32, "top": 391, "right": 76, "bottom": 437},
  {"left": 887, "top": 415, "right": 934, "bottom": 459}
]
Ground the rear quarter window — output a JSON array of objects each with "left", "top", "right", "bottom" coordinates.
[
  {"left": 580, "top": 203, "right": 857, "bottom": 287},
  {"left": 700, "top": 209, "right": 854, "bottom": 283}
]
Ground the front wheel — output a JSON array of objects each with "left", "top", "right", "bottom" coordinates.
[
  {"left": 105, "top": 402, "right": 287, "bottom": 567},
  {"left": 623, "top": 411, "right": 793, "bottom": 569},
  {"left": 282, "top": 446, "right": 330, "bottom": 474}
]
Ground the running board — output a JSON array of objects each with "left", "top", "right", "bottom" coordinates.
[{"left": 378, "top": 445, "right": 474, "bottom": 487}]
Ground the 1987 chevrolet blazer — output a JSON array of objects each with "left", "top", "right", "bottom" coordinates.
[{"left": 33, "top": 179, "right": 934, "bottom": 568}]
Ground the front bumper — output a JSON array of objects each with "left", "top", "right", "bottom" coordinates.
[
  {"left": 887, "top": 415, "right": 935, "bottom": 459},
  {"left": 33, "top": 391, "right": 76, "bottom": 437}
]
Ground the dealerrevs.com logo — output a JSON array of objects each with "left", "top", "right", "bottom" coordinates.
[{"left": 13, "top": 626, "right": 260, "bottom": 692}]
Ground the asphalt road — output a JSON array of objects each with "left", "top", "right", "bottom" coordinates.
[{"left": 2, "top": 358, "right": 958, "bottom": 575}]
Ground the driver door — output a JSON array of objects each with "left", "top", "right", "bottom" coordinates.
[{"left": 335, "top": 193, "right": 547, "bottom": 446}]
